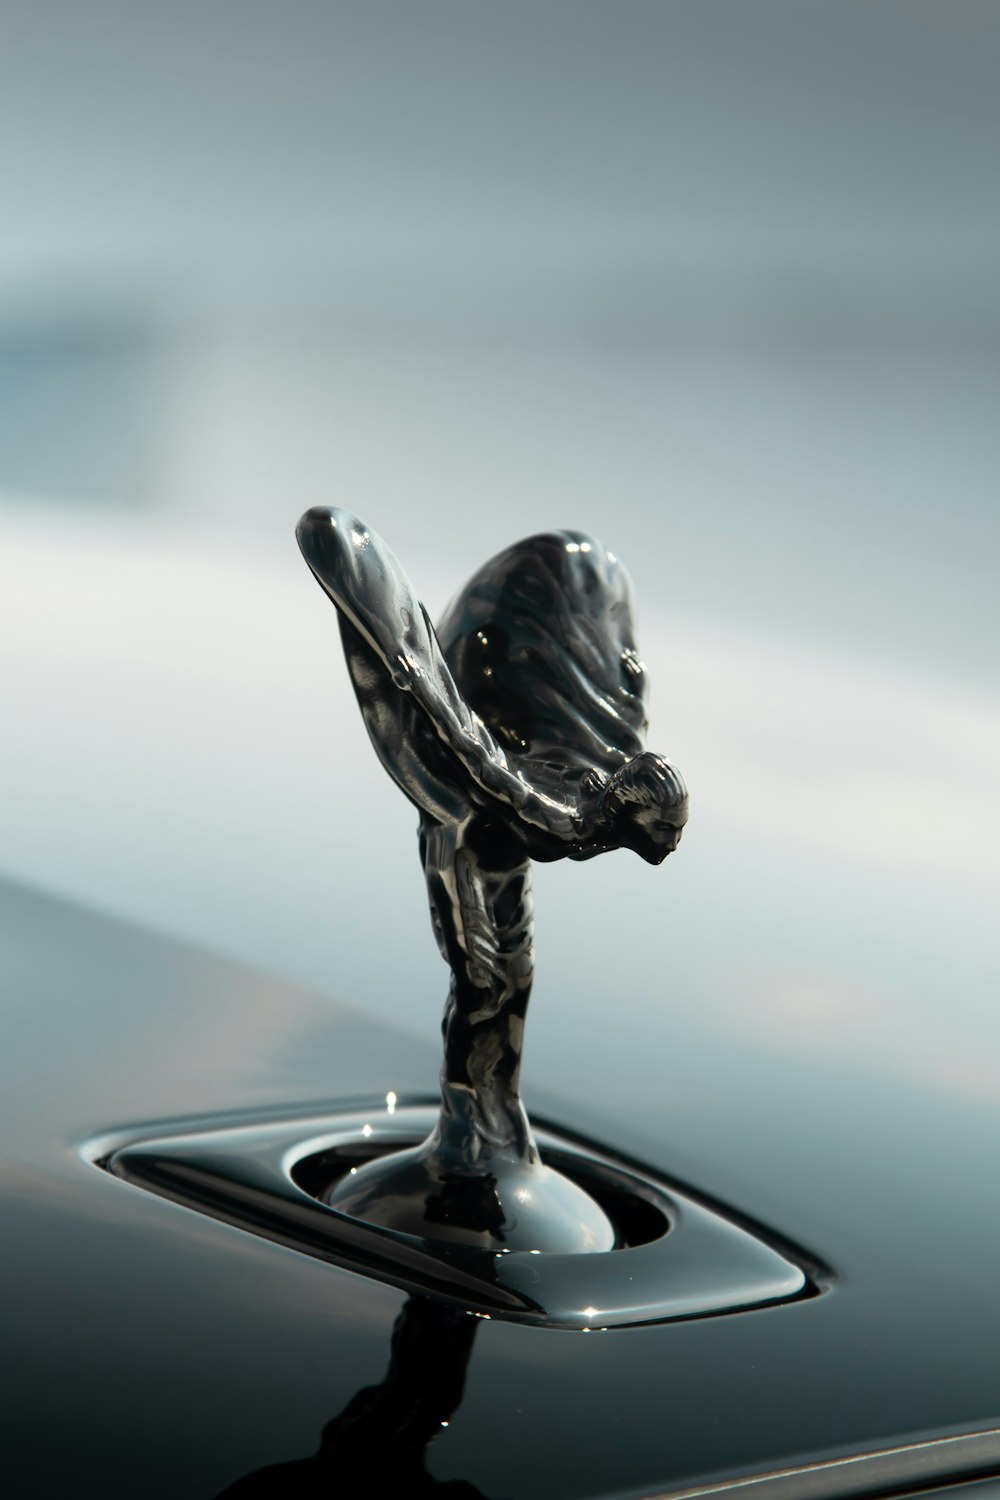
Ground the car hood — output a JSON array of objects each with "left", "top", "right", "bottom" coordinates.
[{"left": 4, "top": 874, "right": 1000, "bottom": 1499}]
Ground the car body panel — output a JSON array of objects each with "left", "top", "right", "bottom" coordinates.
[{"left": 5, "top": 875, "right": 1000, "bottom": 1498}]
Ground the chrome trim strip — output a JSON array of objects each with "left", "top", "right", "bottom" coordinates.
[{"left": 633, "top": 1427, "right": 1000, "bottom": 1500}]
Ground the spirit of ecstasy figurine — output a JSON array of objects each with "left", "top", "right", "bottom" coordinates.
[{"left": 297, "top": 508, "right": 688, "bottom": 1255}]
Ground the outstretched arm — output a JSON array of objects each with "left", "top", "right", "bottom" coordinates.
[{"left": 297, "top": 508, "right": 598, "bottom": 844}]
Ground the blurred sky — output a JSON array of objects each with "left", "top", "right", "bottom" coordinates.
[{"left": 1, "top": 2, "right": 998, "bottom": 1110}]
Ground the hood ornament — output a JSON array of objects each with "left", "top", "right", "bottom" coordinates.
[
  {"left": 100, "top": 518, "right": 806, "bottom": 1323},
  {"left": 296, "top": 508, "right": 688, "bottom": 1255}
]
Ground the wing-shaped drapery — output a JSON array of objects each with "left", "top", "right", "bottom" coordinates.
[
  {"left": 296, "top": 508, "right": 586, "bottom": 843},
  {"left": 436, "top": 530, "right": 650, "bottom": 777}
]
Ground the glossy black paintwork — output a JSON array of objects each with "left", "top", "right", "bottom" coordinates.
[
  {"left": 295, "top": 508, "right": 687, "bottom": 1254},
  {"left": 5, "top": 876, "right": 1000, "bottom": 1498},
  {"left": 216, "top": 1297, "right": 488, "bottom": 1499}
]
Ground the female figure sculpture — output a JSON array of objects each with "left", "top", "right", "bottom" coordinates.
[{"left": 297, "top": 508, "right": 688, "bottom": 1253}]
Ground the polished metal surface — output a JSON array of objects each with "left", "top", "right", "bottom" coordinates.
[
  {"left": 297, "top": 508, "right": 688, "bottom": 1252},
  {"left": 99, "top": 1104, "right": 808, "bottom": 1329},
  {"left": 638, "top": 1428, "right": 1000, "bottom": 1500}
]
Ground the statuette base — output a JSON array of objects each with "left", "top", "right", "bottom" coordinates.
[
  {"left": 324, "top": 1141, "right": 616, "bottom": 1253},
  {"left": 90, "top": 1101, "right": 816, "bottom": 1329}
]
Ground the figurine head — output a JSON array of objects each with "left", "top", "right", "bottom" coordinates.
[{"left": 604, "top": 753, "right": 689, "bottom": 865}]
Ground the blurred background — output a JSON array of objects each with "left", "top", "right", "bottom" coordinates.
[{"left": 1, "top": 1, "right": 998, "bottom": 1110}]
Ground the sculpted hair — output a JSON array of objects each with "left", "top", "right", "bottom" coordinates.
[{"left": 604, "top": 752, "right": 688, "bottom": 820}]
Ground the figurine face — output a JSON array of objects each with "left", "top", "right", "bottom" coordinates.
[{"left": 621, "top": 804, "right": 686, "bottom": 865}]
